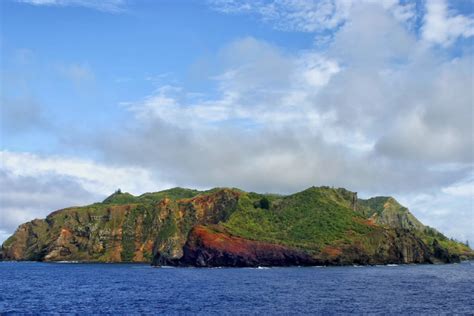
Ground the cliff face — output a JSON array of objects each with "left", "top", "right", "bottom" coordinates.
[
  {"left": 357, "top": 197, "right": 425, "bottom": 230},
  {"left": 2, "top": 186, "right": 472, "bottom": 266},
  {"left": 178, "top": 225, "right": 318, "bottom": 267},
  {"left": 176, "top": 225, "right": 433, "bottom": 267},
  {"left": 2, "top": 189, "right": 240, "bottom": 262}
]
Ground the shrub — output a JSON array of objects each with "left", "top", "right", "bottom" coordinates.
[{"left": 259, "top": 197, "right": 270, "bottom": 210}]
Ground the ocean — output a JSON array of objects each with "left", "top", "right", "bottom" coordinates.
[{"left": 1, "top": 261, "right": 473, "bottom": 314}]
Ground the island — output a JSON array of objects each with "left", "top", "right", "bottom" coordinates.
[{"left": 1, "top": 186, "right": 472, "bottom": 266}]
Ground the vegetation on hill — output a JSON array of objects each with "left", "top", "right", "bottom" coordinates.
[
  {"left": 223, "top": 187, "right": 374, "bottom": 251},
  {"left": 1, "top": 186, "right": 472, "bottom": 265}
]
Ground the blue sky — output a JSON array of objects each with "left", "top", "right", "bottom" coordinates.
[
  {"left": 0, "top": 0, "right": 473, "bottom": 245},
  {"left": 2, "top": 0, "right": 315, "bottom": 153}
]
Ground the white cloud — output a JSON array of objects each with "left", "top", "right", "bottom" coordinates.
[
  {"left": 15, "top": 0, "right": 126, "bottom": 13},
  {"left": 209, "top": 0, "right": 416, "bottom": 32},
  {"left": 442, "top": 173, "right": 474, "bottom": 197},
  {"left": 126, "top": 38, "right": 341, "bottom": 130},
  {"left": 211, "top": 0, "right": 473, "bottom": 47},
  {"left": 374, "top": 56, "right": 473, "bottom": 163},
  {"left": 297, "top": 52, "right": 341, "bottom": 88},
  {"left": 422, "top": 0, "right": 474, "bottom": 46},
  {"left": 1, "top": 150, "right": 166, "bottom": 196}
]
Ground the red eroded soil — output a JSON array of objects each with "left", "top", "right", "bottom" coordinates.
[{"left": 180, "top": 225, "right": 318, "bottom": 267}]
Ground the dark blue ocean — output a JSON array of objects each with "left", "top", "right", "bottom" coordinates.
[{"left": 1, "top": 261, "right": 473, "bottom": 315}]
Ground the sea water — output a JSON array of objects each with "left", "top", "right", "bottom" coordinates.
[{"left": 1, "top": 261, "right": 473, "bottom": 314}]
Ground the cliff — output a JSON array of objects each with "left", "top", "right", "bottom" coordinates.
[{"left": 1, "top": 186, "right": 472, "bottom": 266}]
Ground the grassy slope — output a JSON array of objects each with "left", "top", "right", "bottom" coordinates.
[
  {"left": 103, "top": 187, "right": 204, "bottom": 204},
  {"left": 222, "top": 187, "right": 375, "bottom": 251}
]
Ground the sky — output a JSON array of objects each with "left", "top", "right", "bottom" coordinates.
[{"left": 0, "top": 0, "right": 473, "bottom": 245}]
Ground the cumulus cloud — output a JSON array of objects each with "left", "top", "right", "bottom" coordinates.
[
  {"left": 422, "top": 0, "right": 474, "bottom": 46},
  {"left": 124, "top": 37, "right": 341, "bottom": 129},
  {"left": 91, "top": 5, "right": 471, "bottom": 194},
  {"left": 15, "top": 0, "right": 126, "bottom": 13},
  {"left": 374, "top": 56, "right": 473, "bottom": 163}
]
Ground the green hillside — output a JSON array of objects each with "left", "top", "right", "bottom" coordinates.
[{"left": 1, "top": 186, "right": 472, "bottom": 265}]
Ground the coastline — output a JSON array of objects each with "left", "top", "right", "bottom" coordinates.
[{"left": 1, "top": 259, "right": 472, "bottom": 267}]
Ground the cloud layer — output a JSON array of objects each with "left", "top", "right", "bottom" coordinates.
[{"left": 90, "top": 3, "right": 472, "bottom": 193}]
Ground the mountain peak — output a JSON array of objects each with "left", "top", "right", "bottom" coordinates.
[{"left": 103, "top": 190, "right": 136, "bottom": 204}]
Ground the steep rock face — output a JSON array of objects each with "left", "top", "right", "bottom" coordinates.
[
  {"left": 1, "top": 219, "right": 49, "bottom": 261},
  {"left": 2, "top": 189, "right": 241, "bottom": 262},
  {"left": 357, "top": 197, "right": 425, "bottom": 231},
  {"left": 384, "top": 229, "right": 432, "bottom": 264},
  {"left": 431, "top": 239, "right": 460, "bottom": 263}
]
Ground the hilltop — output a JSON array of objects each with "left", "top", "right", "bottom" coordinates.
[{"left": 1, "top": 186, "right": 472, "bottom": 266}]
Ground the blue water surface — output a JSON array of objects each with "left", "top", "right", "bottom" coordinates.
[{"left": 1, "top": 261, "right": 473, "bottom": 314}]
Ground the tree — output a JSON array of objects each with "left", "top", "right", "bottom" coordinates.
[{"left": 259, "top": 197, "right": 270, "bottom": 210}]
